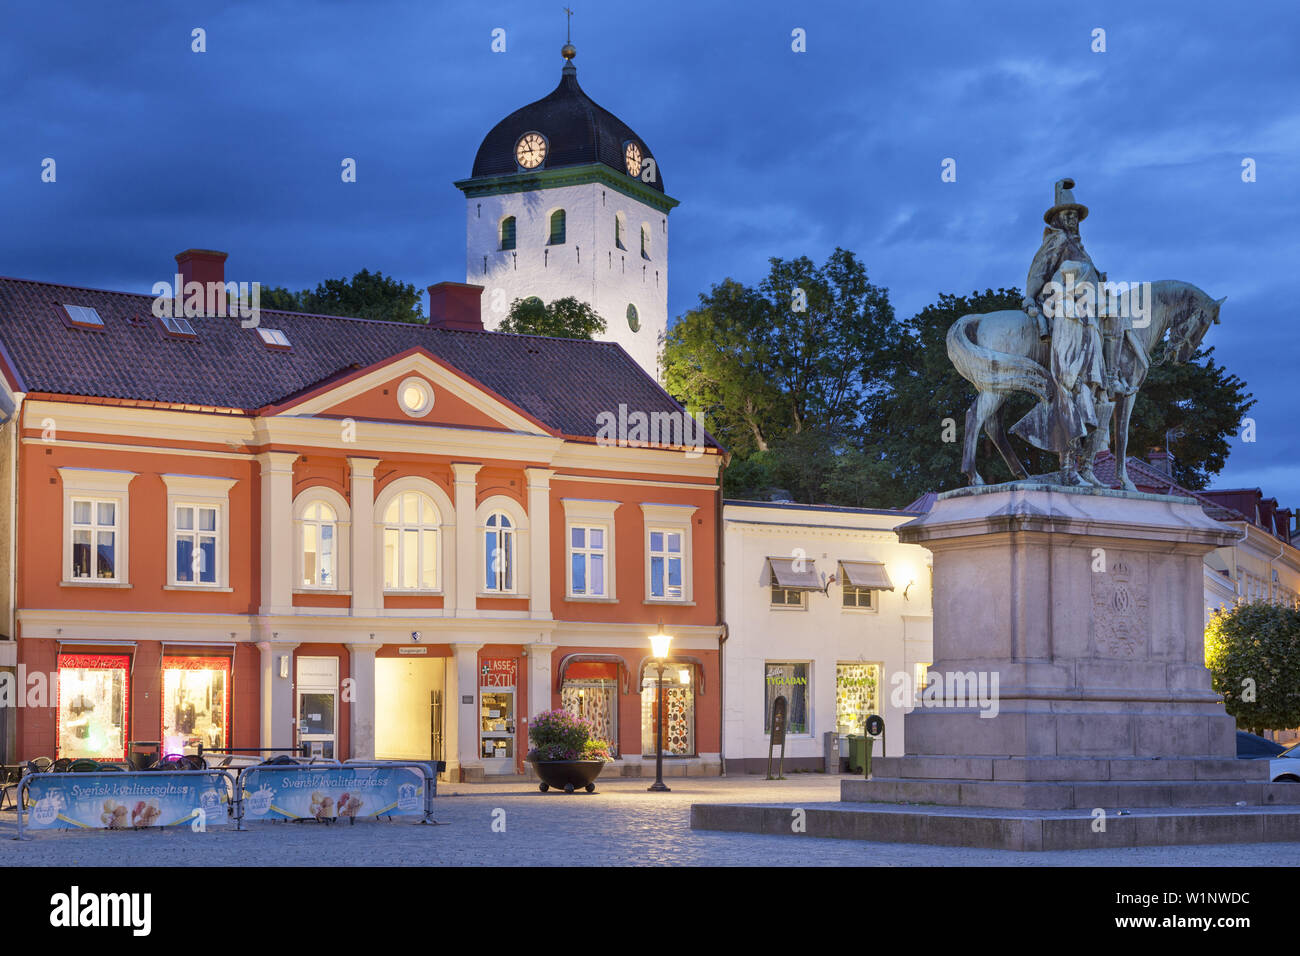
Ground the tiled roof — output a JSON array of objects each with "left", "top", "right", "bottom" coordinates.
[
  {"left": 0, "top": 277, "right": 714, "bottom": 445},
  {"left": 1090, "top": 453, "right": 1245, "bottom": 522}
]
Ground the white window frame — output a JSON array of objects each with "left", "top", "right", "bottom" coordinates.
[
  {"left": 396, "top": 375, "right": 435, "bottom": 418},
  {"left": 841, "top": 583, "right": 876, "bottom": 611},
  {"left": 483, "top": 511, "right": 516, "bottom": 594},
  {"left": 764, "top": 660, "right": 814, "bottom": 737},
  {"left": 568, "top": 524, "right": 609, "bottom": 598},
  {"left": 770, "top": 584, "right": 806, "bottom": 609},
  {"left": 381, "top": 490, "right": 442, "bottom": 592},
  {"left": 294, "top": 487, "right": 352, "bottom": 593},
  {"left": 59, "top": 468, "right": 136, "bottom": 587},
  {"left": 476, "top": 495, "right": 529, "bottom": 599},
  {"left": 162, "top": 474, "right": 236, "bottom": 590},
  {"left": 373, "top": 477, "right": 454, "bottom": 600},
  {"left": 640, "top": 503, "right": 695, "bottom": 604},
  {"left": 561, "top": 498, "right": 620, "bottom": 602}
]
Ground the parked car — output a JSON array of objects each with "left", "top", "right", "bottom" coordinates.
[
  {"left": 1236, "top": 730, "right": 1287, "bottom": 758},
  {"left": 1270, "top": 744, "right": 1300, "bottom": 783}
]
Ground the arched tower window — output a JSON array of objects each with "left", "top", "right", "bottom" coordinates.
[
  {"left": 549, "top": 209, "right": 566, "bottom": 245},
  {"left": 615, "top": 213, "right": 627, "bottom": 250},
  {"left": 500, "top": 216, "right": 516, "bottom": 251},
  {"left": 641, "top": 224, "right": 651, "bottom": 260}
]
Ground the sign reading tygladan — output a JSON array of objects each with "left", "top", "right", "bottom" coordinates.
[
  {"left": 240, "top": 766, "right": 425, "bottom": 821},
  {"left": 24, "top": 772, "right": 228, "bottom": 830}
]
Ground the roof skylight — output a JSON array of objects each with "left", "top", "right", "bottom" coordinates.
[
  {"left": 257, "top": 328, "right": 291, "bottom": 349},
  {"left": 162, "top": 314, "right": 196, "bottom": 337},
  {"left": 62, "top": 304, "right": 104, "bottom": 328}
]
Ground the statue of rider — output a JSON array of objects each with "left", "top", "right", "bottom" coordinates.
[{"left": 1012, "top": 178, "right": 1119, "bottom": 485}]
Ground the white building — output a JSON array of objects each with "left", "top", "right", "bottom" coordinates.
[
  {"left": 722, "top": 500, "right": 934, "bottom": 773},
  {"left": 455, "top": 43, "right": 677, "bottom": 379}
]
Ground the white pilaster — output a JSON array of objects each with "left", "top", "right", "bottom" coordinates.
[
  {"left": 525, "top": 468, "right": 554, "bottom": 620},
  {"left": 452, "top": 463, "right": 482, "bottom": 617},
  {"left": 453, "top": 642, "right": 484, "bottom": 778},
  {"left": 346, "top": 643, "right": 377, "bottom": 759},
  {"left": 349, "top": 457, "right": 380, "bottom": 616},
  {"left": 526, "top": 642, "right": 554, "bottom": 720},
  {"left": 256, "top": 640, "right": 299, "bottom": 751},
  {"left": 257, "top": 452, "right": 298, "bottom": 615}
]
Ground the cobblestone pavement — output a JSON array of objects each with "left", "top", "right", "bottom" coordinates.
[{"left": 2, "top": 775, "right": 1296, "bottom": 866}]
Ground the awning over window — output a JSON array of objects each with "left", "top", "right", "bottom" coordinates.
[
  {"left": 838, "top": 560, "right": 894, "bottom": 591},
  {"left": 766, "top": 556, "right": 822, "bottom": 590}
]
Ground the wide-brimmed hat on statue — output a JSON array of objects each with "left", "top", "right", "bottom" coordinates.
[{"left": 1043, "top": 177, "right": 1089, "bottom": 224}]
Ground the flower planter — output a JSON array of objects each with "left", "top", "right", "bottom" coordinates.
[{"left": 529, "top": 759, "right": 604, "bottom": 793}]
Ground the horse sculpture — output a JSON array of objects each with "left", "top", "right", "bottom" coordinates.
[{"left": 946, "top": 280, "right": 1224, "bottom": 489}]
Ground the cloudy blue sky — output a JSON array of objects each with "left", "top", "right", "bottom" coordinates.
[{"left": 3, "top": 0, "right": 1296, "bottom": 504}]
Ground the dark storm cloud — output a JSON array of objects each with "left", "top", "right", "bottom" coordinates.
[{"left": 1, "top": 0, "right": 1296, "bottom": 500}]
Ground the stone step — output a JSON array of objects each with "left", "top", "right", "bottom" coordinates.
[
  {"left": 868, "top": 755, "right": 1271, "bottom": 783},
  {"left": 689, "top": 801, "right": 1300, "bottom": 851},
  {"left": 842, "top": 776, "right": 1300, "bottom": 810}
]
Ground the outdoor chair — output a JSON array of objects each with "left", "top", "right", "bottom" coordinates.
[
  {"left": 51, "top": 758, "right": 73, "bottom": 773},
  {"left": 69, "top": 758, "right": 100, "bottom": 772},
  {"left": 0, "top": 765, "right": 21, "bottom": 810},
  {"left": 31, "top": 756, "right": 52, "bottom": 772}
]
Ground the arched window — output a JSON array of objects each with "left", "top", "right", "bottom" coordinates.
[
  {"left": 300, "top": 501, "right": 337, "bottom": 588},
  {"left": 484, "top": 512, "right": 515, "bottom": 592},
  {"left": 383, "top": 492, "right": 439, "bottom": 590},
  {"left": 626, "top": 303, "right": 640, "bottom": 332},
  {"left": 500, "top": 216, "right": 516, "bottom": 251},
  {"left": 549, "top": 209, "right": 566, "bottom": 245},
  {"left": 641, "top": 224, "right": 651, "bottom": 260},
  {"left": 614, "top": 213, "right": 626, "bottom": 250}
]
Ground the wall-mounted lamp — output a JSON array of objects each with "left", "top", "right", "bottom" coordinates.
[
  {"left": 903, "top": 580, "right": 915, "bottom": 600},
  {"left": 411, "top": 631, "right": 422, "bottom": 643}
]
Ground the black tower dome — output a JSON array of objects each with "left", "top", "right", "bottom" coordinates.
[{"left": 469, "top": 47, "right": 664, "bottom": 192}]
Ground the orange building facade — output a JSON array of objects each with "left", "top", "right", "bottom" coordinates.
[{"left": 0, "top": 265, "right": 724, "bottom": 779}]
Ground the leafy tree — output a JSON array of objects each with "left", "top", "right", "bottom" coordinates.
[
  {"left": 663, "top": 248, "right": 903, "bottom": 461},
  {"left": 864, "top": 289, "right": 1045, "bottom": 503},
  {"left": 1124, "top": 346, "right": 1255, "bottom": 490},
  {"left": 259, "top": 270, "right": 425, "bottom": 324},
  {"left": 1205, "top": 602, "right": 1300, "bottom": 735},
  {"left": 497, "top": 296, "right": 606, "bottom": 339}
]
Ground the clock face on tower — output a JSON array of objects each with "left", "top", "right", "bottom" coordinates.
[
  {"left": 624, "top": 141, "right": 642, "bottom": 177},
  {"left": 515, "top": 132, "right": 547, "bottom": 169}
]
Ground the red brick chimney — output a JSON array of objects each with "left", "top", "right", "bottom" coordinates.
[
  {"left": 1146, "top": 447, "right": 1174, "bottom": 476},
  {"left": 427, "top": 282, "right": 484, "bottom": 331},
  {"left": 175, "top": 249, "right": 228, "bottom": 287}
]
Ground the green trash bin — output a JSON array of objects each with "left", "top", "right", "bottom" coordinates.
[{"left": 847, "top": 735, "right": 866, "bottom": 773}]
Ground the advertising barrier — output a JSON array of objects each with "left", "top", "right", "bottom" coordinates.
[
  {"left": 237, "top": 763, "right": 428, "bottom": 825},
  {"left": 16, "top": 770, "right": 236, "bottom": 840}
]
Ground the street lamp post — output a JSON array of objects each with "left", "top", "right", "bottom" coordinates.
[{"left": 648, "top": 625, "right": 673, "bottom": 793}]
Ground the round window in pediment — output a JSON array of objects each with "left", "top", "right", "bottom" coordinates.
[{"left": 398, "top": 377, "right": 434, "bottom": 418}]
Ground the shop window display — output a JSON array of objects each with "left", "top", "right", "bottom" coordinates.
[
  {"left": 765, "top": 662, "right": 809, "bottom": 735},
  {"left": 640, "top": 667, "right": 694, "bottom": 757},
  {"left": 835, "top": 662, "right": 881, "bottom": 735},
  {"left": 57, "top": 654, "right": 129, "bottom": 760},
  {"left": 162, "top": 657, "right": 229, "bottom": 756},
  {"left": 561, "top": 679, "right": 618, "bottom": 756}
]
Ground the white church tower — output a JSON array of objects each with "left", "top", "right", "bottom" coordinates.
[{"left": 455, "top": 38, "right": 678, "bottom": 379}]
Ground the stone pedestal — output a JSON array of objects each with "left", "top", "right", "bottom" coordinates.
[
  {"left": 691, "top": 484, "right": 1300, "bottom": 849},
  {"left": 898, "top": 483, "right": 1238, "bottom": 764}
]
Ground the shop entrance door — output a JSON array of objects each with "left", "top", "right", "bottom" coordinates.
[
  {"left": 296, "top": 657, "right": 338, "bottom": 758},
  {"left": 479, "top": 658, "right": 519, "bottom": 774},
  {"left": 430, "top": 690, "right": 443, "bottom": 763}
]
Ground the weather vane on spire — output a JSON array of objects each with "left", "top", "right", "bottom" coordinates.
[{"left": 562, "top": 6, "right": 576, "bottom": 61}]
